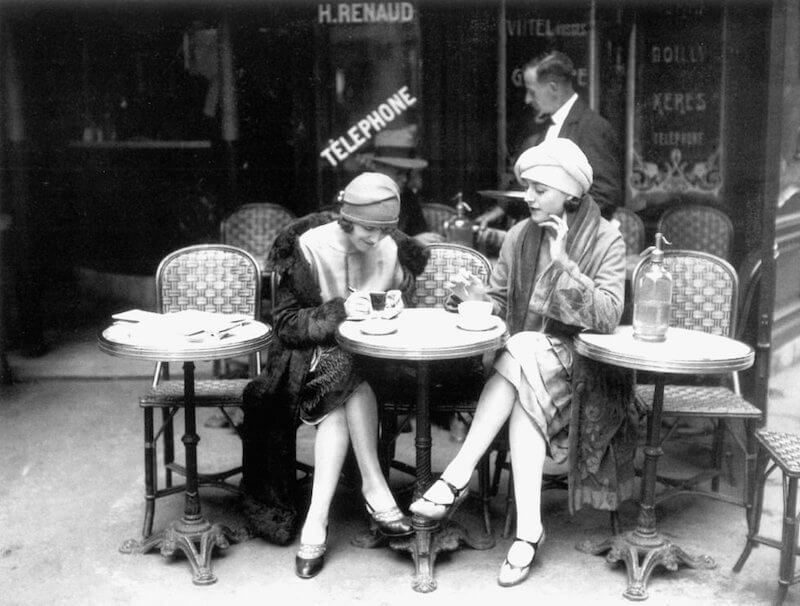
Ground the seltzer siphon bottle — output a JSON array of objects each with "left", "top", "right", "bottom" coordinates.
[
  {"left": 444, "top": 193, "right": 475, "bottom": 248},
  {"left": 633, "top": 232, "right": 673, "bottom": 342}
]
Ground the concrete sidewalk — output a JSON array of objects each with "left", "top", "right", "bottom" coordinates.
[{"left": 2, "top": 318, "right": 799, "bottom": 606}]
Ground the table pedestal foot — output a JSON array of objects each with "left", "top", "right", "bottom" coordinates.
[
  {"left": 119, "top": 517, "right": 242, "bottom": 585},
  {"left": 389, "top": 517, "right": 495, "bottom": 593},
  {"left": 576, "top": 531, "right": 716, "bottom": 601}
]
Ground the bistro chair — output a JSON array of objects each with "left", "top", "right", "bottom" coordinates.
[
  {"left": 734, "top": 429, "right": 800, "bottom": 606},
  {"left": 633, "top": 250, "right": 762, "bottom": 510},
  {"left": 657, "top": 203, "right": 734, "bottom": 261},
  {"left": 420, "top": 202, "right": 457, "bottom": 237},
  {"left": 475, "top": 227, "right": 507, "bottom": 260},
  {"left": 220, "top": 202, "right": 296, "bottom": 275},
  {"left": 613, "top": 206, "right": 646, "bottom": 272},
  {"left": 380, "top": 242, "right": 495, "bottom": 533},
  {"left": 613, "top": 206, "right": 646, "bottom": 322},
  {"left": 215, "top": 203, "right": 294, "bottom": 384},
  {"left": 613, "top": 207, "right": 646, "bottom": 257},
  {"left": 137, "top": 244, "right": 264, "bottom": 538}
]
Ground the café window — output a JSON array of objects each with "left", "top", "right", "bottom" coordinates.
[
  {"left": 503, "top": 1, "right": 593, "bottom": 183},
  {"left": 629, "top": 5, "right": 724, "bottom": 210},
  {"left": 314, "top": 1, "right": 422, "bottom": 204}
]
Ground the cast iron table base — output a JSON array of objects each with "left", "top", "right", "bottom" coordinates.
[
  {"left": 576, "top": 376, "right": 717, "bottom": 600},
  {"left": 352, "top": 362, "right": 494, "bottom": 592},
  {"left": 117, "top": 362, "right": 243, "bottom": 585},
  {"left": 577, "top": 529, "right": 716, "bottom": 601},
  {"left": 354, "top": 515, "right": 494, "bottom": 593},
  {"left": 120, "top": 516, "right": 242, "bottom": 585}
]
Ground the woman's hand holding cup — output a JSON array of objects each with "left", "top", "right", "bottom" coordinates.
[
  {"left": 345, "top": 290, "right": 371, "bottom": 319},
  {"left": 447, "top": 269, "right": 489, "bottom": 304},
  {"left": 381, "top": 289, "right": 403, "bottom": 319}
]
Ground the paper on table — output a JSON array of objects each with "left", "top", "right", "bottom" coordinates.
[{"left": 112, "top": 309, "right": 251, "bottom": 339}]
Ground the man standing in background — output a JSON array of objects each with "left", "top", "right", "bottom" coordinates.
[{"left": 477, "top": 50, "right": 622, "bottom": 227}]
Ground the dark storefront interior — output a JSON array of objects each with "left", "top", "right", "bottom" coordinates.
[{"left": 2, "top": 0, "right": 797, "bottom": 412}]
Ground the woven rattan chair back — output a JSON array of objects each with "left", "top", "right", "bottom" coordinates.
[
  {"left": 657, "top": 204, "right": 734, "bottom": 261},
  {"left": 155, "top": 244, "right": 262, "bottom": 317},
  {"left": 613, "top": 207, "right": 645, "bottom": 256},
  {"left": 412, "top": 243, "right": 492, "bottom": 308},
  {"left": 220, "top": 203, "right": 295, "bottom": 272},
  {"left": 632, "top": 249, "right": 738, "bottom": 337},
  {"left": 421, "top": 203, "right": 457, "bottom": 237}
]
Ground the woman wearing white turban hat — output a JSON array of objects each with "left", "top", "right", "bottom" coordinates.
[{"left": 410, "top": 137, "right": 630, "bottom": 587}]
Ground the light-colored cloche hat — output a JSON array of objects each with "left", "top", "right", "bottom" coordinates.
[
  {"left": 362, "top": 125, "right": 428, "bottom": 170},
  {"left": 338, "top": 172, "right": 401, "bottom": 228},
  {"left": 514, "top": 138, "right": 593, "bottom": 198}
]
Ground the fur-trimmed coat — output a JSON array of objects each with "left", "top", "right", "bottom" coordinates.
[{"left": 240, "top": 212, "right": 428, "bottom": 545}]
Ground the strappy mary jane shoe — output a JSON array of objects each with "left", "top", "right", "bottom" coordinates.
[
  {"left": 408, "top": 478, "right": 469, "bottom": 521},
  {"left": 497, "top": 531, "right": 545, "bottom": 588},
  {"left": 365, "top": 502, "right": 413, "bottom": 537},
  {"left": 295, "top": 530, "right": 328, "bottom": 579}
]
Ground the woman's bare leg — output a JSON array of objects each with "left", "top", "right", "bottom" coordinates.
[
  {"left": 508, "top": 401, "right": 546, "bottom": 543},
  {"left": 424, "top": 372, "right": 517, "bottom": 503},
  {"left": 344, "top": 381, "right": 396, "bottom": 511},
  {"left": 501, "top": 401, "right": 546, "bottom": 567},
  {"left": 300, "top": 407, "right": 349, "bottom": 545}
]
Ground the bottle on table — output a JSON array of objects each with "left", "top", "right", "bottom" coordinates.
[
  {"left": 633, "top": 232, "right": 672, "bottom": 342},
  {"left": 444, "top": 193, "right": 475, "bottom": 248}
]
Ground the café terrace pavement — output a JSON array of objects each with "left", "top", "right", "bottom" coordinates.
[{"left": 3, "top": 297, "right": 800, "bottom": 606}]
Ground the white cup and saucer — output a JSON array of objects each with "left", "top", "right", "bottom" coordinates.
[{"left": 456, "top": 300, "right": 497, "bottom": 331}]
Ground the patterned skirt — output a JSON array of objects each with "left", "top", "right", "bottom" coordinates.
[{"left": 493, "top": 331, "right": 573, "bottom": 464}]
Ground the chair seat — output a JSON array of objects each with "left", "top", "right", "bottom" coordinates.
[
  {"left": 756, "top": 430, "right": 800, "bottom": 477},
  {"left": 636, "top": 384, "right": 762, "bottom": 418},
  {"left": 139, "top": 379, "right": 250, "bottom": 408}
]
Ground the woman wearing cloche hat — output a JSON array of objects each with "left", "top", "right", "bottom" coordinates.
[
  {"left": 241, "top": 172, "right": 429, "bottom": 579},
  {"left": 410, "top": 138, "right": 631, "bottom": 587}
]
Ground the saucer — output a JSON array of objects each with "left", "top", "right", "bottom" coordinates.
[
  {"left": 360, "top": 320, "right": 398, "bottom": 336},
  {"left": 456, "top": 317, "right": 500, "bottom": 332}
]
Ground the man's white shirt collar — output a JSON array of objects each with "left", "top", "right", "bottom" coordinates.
[{"left": 545, "top": 93, "right": 579, "bottom": 141}]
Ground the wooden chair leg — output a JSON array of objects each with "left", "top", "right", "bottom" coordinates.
[
  {"left": 478, "top": 453, "right": 491, "bottom": 535},
  {"left": 491, "top": 449, "right": 508, "bottom": 497},
  {"left": 744, "top": 419, "right": 758, "bottom": 533},
  {"left": 610, "top": 510, "right": 621, "bottom": 536},
  {"left": 142, "top": 408, "right": 156, "bottom": 538},
  {"left": 503, "top": 470, "right": 515, "bottom": 539},
  {"left": 378, "top": 408, "right": 398, "bottom": 478},
  {"left": 162, "top": 407, "right": 175, "bottom": 488},
  {"left": 776, "top": 476, "right": 798, "bottom": 606},
  {"left": 711, "top": 420, "right": 725, "bottom": 492},
  {"left": 734, "top": 445, "right": 769, "bottom": 572}
]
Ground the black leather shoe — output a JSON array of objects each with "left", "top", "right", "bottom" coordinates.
[
  {"left": 365, "top": 502, "right": 413, "bottom": 537},
  {"left": 295, "top": 537, "right": 327, "bottom": 579}
]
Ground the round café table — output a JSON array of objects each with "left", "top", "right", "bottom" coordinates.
[
  {"left": 337, "top": 307, "right": 508, "bottom": 592},
  {"left": 574, "top": 325, "right": 754, "bottom": 601},
  {"left": 98, "top": 318, "right": 272, "bottom": 585}
]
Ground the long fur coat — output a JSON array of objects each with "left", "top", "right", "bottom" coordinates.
[{"left": 240, "top": 212, "right": 428, "bottom": 545}]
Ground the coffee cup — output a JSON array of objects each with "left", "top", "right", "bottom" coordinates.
[
  {"left": 370, "top": 289, "right": 403, "bottom": 318},
  {"left": 369, "top": 291, "right": 387, "bottom": 313},
  {"left": 457, "top": 300, "right": 493, "bottom": 329}
]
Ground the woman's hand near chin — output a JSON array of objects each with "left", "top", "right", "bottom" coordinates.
[{"left": 540, "top": 213, "right": 569, "bottom": 264}]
